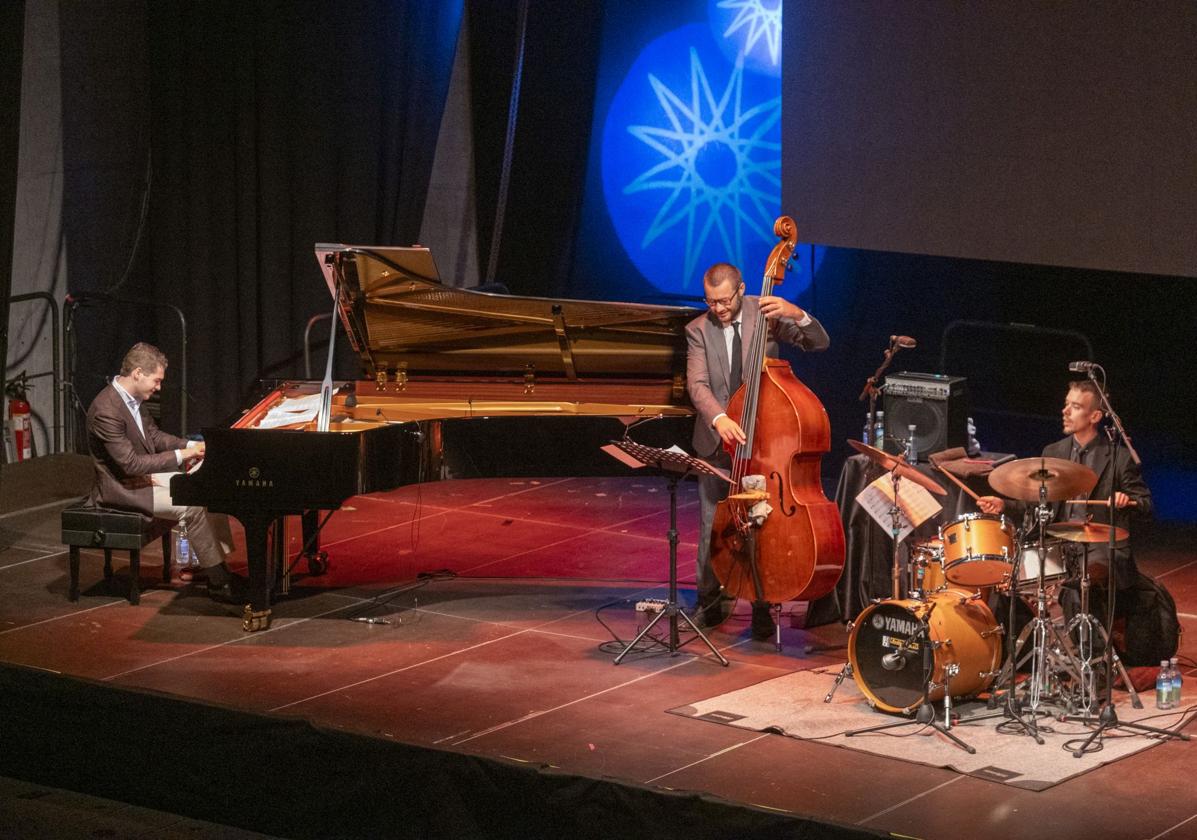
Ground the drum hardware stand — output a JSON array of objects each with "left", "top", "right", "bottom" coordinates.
[
  {"left": 1062, "top": 545, "right": 1142, "bottom": 713},
  {"left": 605, "top": 441, "right": 729, "bottom": 666},
  {"left": 844, "top": 602, "right": 977, "bottom": 754},
  {"left": 887, "top": 471, "right": 907, "bottom": 600},
  {"left": 1062, "top": 367, "right": 1185, "bottom": 755},
  {"left": 825, "top": 466, "right": 910, "bottom": 700},
  {"left": 970, "top": 496, "right": 1055, "bottom": 744},
  {"left": 823, "top": 619, "right": 855, "bottom": 702}
]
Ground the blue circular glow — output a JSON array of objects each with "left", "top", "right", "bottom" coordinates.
[
  {"left": 601, "top": 23, "right": 785, "bottom": 295},
  {"left": 707, "top": 0, "right": 783, "bottom": 78}
]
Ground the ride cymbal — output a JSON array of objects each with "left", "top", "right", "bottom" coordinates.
[{"left": 987, "top": 456, "right": 1097, "bottom": 502}]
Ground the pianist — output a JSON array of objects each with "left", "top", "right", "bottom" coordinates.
[
  {"left": 86, "top": 342, "right": 238, "bottom": 600},
  {"left": 686, "top": 262, "right": 830, "bottom": 639}
]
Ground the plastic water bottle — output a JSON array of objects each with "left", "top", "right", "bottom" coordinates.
[
  {"left": 174, "top": 523, "right": 195, "bottom": 569},
  {"left": 966, "top": 416, "right": 981, "bottom": 457},
  {"left": 873, "top": 411, "right": 885, "bottom": 450},
  {"left": 1157, "top": 660, "right": 1174, "bottom": 710},
  {"left": 862, "top": 414, "right": 872, "bottom": 445},
  {"left": 1170, "top": 656, "right": 1183, "bottom": 706},
  {"left": 906, "top": 424, "right": 918, "bottom": 462}
]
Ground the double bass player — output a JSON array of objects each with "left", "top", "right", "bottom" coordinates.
[{"left": 687, "top": 261, "right": 830, "bottom": 639}]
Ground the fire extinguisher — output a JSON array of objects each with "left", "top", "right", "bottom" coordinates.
[{"left": 5, "top": 372, "right": 33, "bottom": 462}]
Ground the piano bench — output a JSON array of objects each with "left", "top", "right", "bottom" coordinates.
[{"left": 61, "top": 506, "right": 173, "bottom": 606}]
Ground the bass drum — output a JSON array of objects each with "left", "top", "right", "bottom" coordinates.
[{"left": 848, "top": 590, "right": 1002, "bottom": 714}]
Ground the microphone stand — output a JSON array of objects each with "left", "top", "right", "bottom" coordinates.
[
  {"left": 1065, "top": 365, "right": 1188, "bottom": 755},
  {"left": 858, "top": 337, "right": 909, "bottom": 449}
]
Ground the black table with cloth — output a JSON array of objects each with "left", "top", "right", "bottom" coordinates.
[{"left": 807, "top": 453, "right": 1015, "bottom": 626}]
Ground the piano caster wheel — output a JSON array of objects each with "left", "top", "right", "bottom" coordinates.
[
  {"left": 307, "top": 552, "right": 329, "bottom": 576},
  {"left": 241, "top": 605, "right": 272, "bottom": 632}
]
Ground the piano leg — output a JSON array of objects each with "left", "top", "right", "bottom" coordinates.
[
  {"left": 301, "top": 510, "right": 329, "bottom": 575},
  {"left": 239, "top": 513, "right": 276, "bottom": 632}
]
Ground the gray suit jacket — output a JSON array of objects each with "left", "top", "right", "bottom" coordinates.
[
  {"left": 685, "top": 296, "right": 830, "bottom": 457},
  {"left": 86, "top": 383, "right": 188, "bottom": 522}
]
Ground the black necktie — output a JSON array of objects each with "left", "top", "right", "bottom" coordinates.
[{"left": 729, "top": 321, "right": 742, "bottom": 392}]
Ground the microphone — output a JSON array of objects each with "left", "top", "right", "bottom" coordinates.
[
  {"left": 890, "top": 335, "right": 917, "bottom": 349},
  {"left": 881, "top": 651, "right": 906, "bottom": 671},
  {"left": 1068, "top": 360, "right": 1098, "bottom": 372}
]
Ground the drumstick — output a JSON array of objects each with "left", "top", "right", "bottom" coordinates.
[
  {"left": 1064, "top": 498, "right": 1138, "bottom": 507},
  {"left": 933, "top": 464, "right": 982, "bottom": 502}
]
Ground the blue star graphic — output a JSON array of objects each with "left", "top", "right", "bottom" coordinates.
[{"left": 623, "top": 49, "right": 781, "bottom": 285}]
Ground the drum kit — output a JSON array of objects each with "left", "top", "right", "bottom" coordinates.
[{"left": 827, "top": 442, "right": 1142, "bottom": 751}]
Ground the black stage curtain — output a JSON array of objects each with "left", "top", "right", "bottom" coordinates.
[
  {"left": 0, "top": 0, "right": 25, "bottom": 455},
  {"left": 467, "top": 1, "right": 604, "bottom": 298},
  {"left": 119, "top": 0, "right": 460, "bottom": 434}
]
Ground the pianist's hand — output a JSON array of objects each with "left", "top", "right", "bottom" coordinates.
[{"left": 181, "top": 443, "right": 205, "bottom": 463}]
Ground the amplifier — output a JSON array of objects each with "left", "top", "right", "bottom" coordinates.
[{"left": 882, "top": 372, "right": 968, "bottom": 459}]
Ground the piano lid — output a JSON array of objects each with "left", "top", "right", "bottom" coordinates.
[{"left": 314, "top": 244, "right": 701, "bottom": 381}]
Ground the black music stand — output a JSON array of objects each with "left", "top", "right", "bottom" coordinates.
[{"left": 603, "top": 440, "right": 729, "bottom": 666}]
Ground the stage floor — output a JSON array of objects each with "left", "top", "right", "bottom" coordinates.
[{"left": 1, "top": 473, "right": 1194, "bottom": 839}]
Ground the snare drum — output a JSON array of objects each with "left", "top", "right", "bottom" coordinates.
[
  {"left": 940, "top": 513, "right": 1015, "bottom": 587},
  {"left": 911, "top": 539, "right": 946, "bottom": 594},
  {"left": 1016, "top": 539, "right": 1071, "bottom": 587},
  {"left": 848, "top": 590, "right": 1002, "bottom": 714}
]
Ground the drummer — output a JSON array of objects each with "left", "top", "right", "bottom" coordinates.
[{"left": 976, "top": 379, "right": 1152, "bottom": 594}]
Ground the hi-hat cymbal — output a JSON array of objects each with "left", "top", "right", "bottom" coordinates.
[
  {"left": 988, "top": 456, "right": 1097, "bottom": 502},
  {"left": 1047, "top": 520, "right": 1130, "bottom": 544},
  {"left": 847, "top": 439, "right": 947, "bottom": 496}
]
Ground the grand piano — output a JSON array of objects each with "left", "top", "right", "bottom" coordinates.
[{"left": 172, "top": 245, "right": 699, "bottom": 629}]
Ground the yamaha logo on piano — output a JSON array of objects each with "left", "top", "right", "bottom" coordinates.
[{"left": 236, "top": 466, "right": 274, "bottom": 488}]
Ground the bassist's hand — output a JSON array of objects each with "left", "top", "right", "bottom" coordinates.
[{"left": 714, "top": 415, "right": 747, "bottom": 446}]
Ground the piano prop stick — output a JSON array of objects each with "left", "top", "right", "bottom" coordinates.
[{"left": 316, "top": 283, "right": 339, "bottom": 432}]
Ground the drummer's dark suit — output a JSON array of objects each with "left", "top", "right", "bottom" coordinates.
[
  {"left": 1018, "top": 433, "right": 1152, "bottom": 591},
  {"left": 992, "top": 432, "right": 1152, "bottom": 664}
]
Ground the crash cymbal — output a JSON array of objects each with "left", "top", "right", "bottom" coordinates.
[
  {"left": 1047, "top": 520, "right": 1130, "bottom": 544},
  {"left": 847, "top": 439, "right": 947, "bottom": 496},
  {"left": 987, "top": 456, "right": 1098, "bottom": 502}
]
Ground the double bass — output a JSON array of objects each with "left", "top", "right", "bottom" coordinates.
[{"left": 709, "top": 216, "right": 845, "bottom": 605}]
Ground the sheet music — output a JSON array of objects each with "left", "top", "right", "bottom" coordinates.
[
  {"left": 257, "top": 393, "right": 322, "bottom": 430},
  {"left": 855, "top": 474, "right": 942, "bottom": 543}
]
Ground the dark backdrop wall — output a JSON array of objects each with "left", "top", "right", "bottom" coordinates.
[
  {"left": 0, "top": 0, "right": 24, "bottom": 416},
  {"left": 60, "top": 0, "right": 462, "bottom": 440}
]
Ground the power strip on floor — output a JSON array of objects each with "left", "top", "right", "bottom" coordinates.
[{"left": 634, "top": 599, "right": 666, "bottom": 613}]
